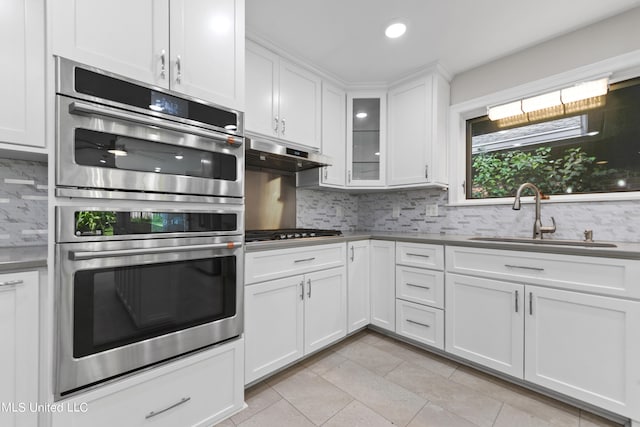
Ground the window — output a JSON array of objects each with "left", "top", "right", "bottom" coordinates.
[{"left": 466, "top": 77, "right": 640, "bottom": 199}]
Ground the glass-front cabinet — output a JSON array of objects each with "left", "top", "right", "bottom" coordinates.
[{"left": 346, "top": 92, "right": 387, "bottom": 186}]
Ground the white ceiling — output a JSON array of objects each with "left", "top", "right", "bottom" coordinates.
[{"left": 246, "top": 0, "right": 640, "bottom": 84}]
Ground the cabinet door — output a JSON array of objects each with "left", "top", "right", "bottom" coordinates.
[
  {"left": 244, "top": 276, "right": 304, "bottom": 384},
  {"left": 525, "top": 286, "right": 640, "bottom": 420},
  {"left": 369, "top": 240, "right": 396, "bottom": 331},
  {"left": 0, "top": 271, "right": 38, "bottom": 427},
  {"left": 245, "top": 41, "right": 279, "bottom": 138},
  {"left": 304, "top": 267, "right": 347, "bottom": 354},
  {"left": 0, "top": 0, "right": 44, "bottom": 149},
  {"left": 346, "top": 92, "right": 387, "bottom": 187},
  {"left": 387, "top": 76, "right": 432, "bottom": 186},
  {"left": 445, "top": 273, "right": 524, "bottom": 378},
  {"left": 321, "top": 83, "right": 346, "bottom": 187},
  {"left": 396, "top": 300, "right": 444, "bottom": 350},
  {"left": 347, "top": 241, "right": 370, "bottom": 333},
  {"left": 51, "top": 0, "right": 169, "bottom": 87},
  {"left": 169, "top": 0, "right": 244, "bottom": 110},
  {"left": 278, "top": 60, "right": 322, "bottom": 149}
]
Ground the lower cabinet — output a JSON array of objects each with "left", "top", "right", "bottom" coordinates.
[
  {"left": 370, "top": 240, "right": 396, "bottom": 331},
  {"left": 244, "top": 266, "right": 347, "bottom": 384},
  {"left": 396, "top": 299, "right": 444, "bottom": 349},
  {"left": 0, "top": 271, "right": 39, "bottom": 427},
  {"left": 445, "top": 272, "right": 640, "bottom": 421},
  {"left": 52, "top": 338, "right": 245, "bottom": 427},
  {"left": 347, "top": 240, "right": 370, "bottom": 333}
]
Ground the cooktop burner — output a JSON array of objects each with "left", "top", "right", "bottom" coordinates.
[{"left": 245, "top": 228, "right": 342, "bottom": 242}]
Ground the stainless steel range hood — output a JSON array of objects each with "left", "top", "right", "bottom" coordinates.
[{"left": 245, "top": 136, "right": 331, "bottom": 172}]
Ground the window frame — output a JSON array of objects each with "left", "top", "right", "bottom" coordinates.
[{"left": 448, "top": 51, "right": 640, "bottom": 206}]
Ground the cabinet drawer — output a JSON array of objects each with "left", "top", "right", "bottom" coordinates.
[
  {"left": 395, "top": 300, "right": 444, "bottom": 349},
  {"left": 52, "top": 339, "right": 244, "bottom": 427},
  {"left": 245, "top": 243, "right": 345, "bottom": 284},
  {"left": 396, "top": 266, "right": 444, "bottom": 308},
  {"left": 446, "top": 246, "right": 640, "bottom": 299},
  {"left": 396, "top": 242, "right": 444, "bottom": 270}
]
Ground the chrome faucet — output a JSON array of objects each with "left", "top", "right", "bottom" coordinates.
[{"left": 512, "top": 183, "right": 556, "bottom": 239}]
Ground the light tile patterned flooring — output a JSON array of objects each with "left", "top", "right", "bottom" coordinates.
[{"left": 219, "top": 330, "right": 623, "bottom": 427}]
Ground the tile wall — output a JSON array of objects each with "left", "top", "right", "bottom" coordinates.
[
  {"left": 0, "top": 158, "right": 48, "bottom": 246},
  {"left": 296, "top": 188, "right": 358, "bottom": 231}
]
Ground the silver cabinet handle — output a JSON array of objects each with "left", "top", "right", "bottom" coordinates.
[
  {"left": 515, "top": 290, "right": 519, "bottom": 313},
  {"left": 505, "top": 264, "right": 544, "bottom": 272},
  {"left": 406, "top": 253, "right": 430, "bottom": 258},
  {"left": 348, "top": 170, "right": 351, "bottom": 183},
  {"left": 145, "top": 397, "right": 190, "bottom": 419},
  {"left": 68, "top": 101, "right": 242, "bottom": 145},
  {"left": 175, "top": 55, "right": 182, "bottom": 84},
  {"left": 0, "top": 279, "right": 24, "bottom": 288},
  {"left": 294, "top": 257, "right": 315, "bottom": 263},
  {"left": 406, "top": 283, "right": 430, "bottom": 290},
  {"left": 307, "top": 278, "right": 311, "bottom": 298},
  {"left": 69, "top": 242, "right": 241, "bottom": 261},
  {"left": 160, "top": 49, "right": 166, "bottom": 79},
  {"left": 425, "top": 164, "right": 429, "bottom": 179},
  {"left": 529, "top": 292, "right": 533, "bottom": 315},
  {"left": 274, "top": 116, "right": 279, "bottom": 134},
  {"left": 281, "top": 118, "right": 286, "bottom": 135},
  {"left": 350, "top": 246, "right": 354, "bottom": 262},
  {"left": 324, "top": 167, "right": 328, "bottom": 180},
  {"left": 406, "top": 319, "right": 431, "bottom": 328},
  {"left": 300, "top": 280, "right": 304, "bottom": 300}
]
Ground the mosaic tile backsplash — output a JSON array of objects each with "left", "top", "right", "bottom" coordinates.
[
  {"left": 0, "top": 158, "right": 48, "bottom": 246},
  {"left": 298, "top": 187, "right": 640, "bottom": 243}
]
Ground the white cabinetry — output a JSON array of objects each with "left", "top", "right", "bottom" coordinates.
[
  {"left": 320, "top": 83, "right": 346, "bottom": 186},
  {"left": 244, "top": 243, "right": 346, "bottom": 384},
  {"left": 395, "top": 242, "right": 445, "bottom": 349},
  {"left": 347, "top": 241, "right": 370, "bottom": 333},
  {"left": 0, "top": 0, "right": 45, "bottom": 151},
  {"left": 50, "top": 0, "right": 244, "bottom": 110},
  {"left": 0, "top": 271, "right": 39, "bottom": 427},
  {"left": 245, "top": 41, "right": 321, "bottom": 149},
  {"left": 52, "top": 339, "right": 244, "bottom": 427},
  {"left": 387, "top": 71, "right": 449, "bottom": 186},
  {"left": 369, "top": 240, "right": 395, "bottom": 331},
  {"left": 445, "top": 245, "right": 640, "bottom": 422}
]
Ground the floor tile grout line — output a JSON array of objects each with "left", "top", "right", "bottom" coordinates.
[
  {"left": 233, "top": 384, "right": 284, "bottom": 427},
  {"left": 491, "top": 402, "right": 505, "bottom": 427},
  {"left": 404, "top": 399, "right": 430, "bottom": 427}
]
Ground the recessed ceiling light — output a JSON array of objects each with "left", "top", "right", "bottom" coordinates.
[
  {"left": 356, "top": 112, "right": 368, "bottom": 119},
  {"left": 385, "top": 22, "right": 406, "bottom": 39}
]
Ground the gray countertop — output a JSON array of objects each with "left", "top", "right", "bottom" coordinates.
[
  {"left": 245, "top": 232, "right": 640, "bottom": 260},
  {"left": 0, "top": 246, "right": 47, "bottom": 272}
]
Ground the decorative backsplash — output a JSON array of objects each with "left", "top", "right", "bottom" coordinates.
[
  {"left": 0, "top": 158, "right": 48, "bottom": 247},
  {"left": 298, "top": 187, "right": 640, "bottom": 243}
]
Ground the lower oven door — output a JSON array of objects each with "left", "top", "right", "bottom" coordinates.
[{"left": 55, "top": 236, "right": 243, "bottom": 398}]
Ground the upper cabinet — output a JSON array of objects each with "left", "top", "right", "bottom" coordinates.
[
  {"left": 0, "top": 0, "right": 45, "bottom": 150},
  {"left": 346, "top": 91, "right": 387, "bottom": 187},
  {"left": 245, "top": 41, "right": 321, "bottom": 149},
  {"left": 387, "top": 71, "right": 449, "bottom": 186},
  {"left": 50, "top": 0, "right": 245, "bottom": 111},
  {"left": 320, "top": 83, "right": 346, "bottom": 187}
]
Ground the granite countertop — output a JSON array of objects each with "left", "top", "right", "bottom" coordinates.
[
  {"left": 245, "top": 232, "right": 640, "bottom": 260},
  {"left": 0, "top": 246, "right": 47, "bottom": 272}
]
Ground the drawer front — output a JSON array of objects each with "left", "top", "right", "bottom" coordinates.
[
  {"left": 396, "top": 266, "right": 444, "bottom": 309},
  {"left": 396, "top": 242, "right": 444, "bottom": 270},
  {"left": 395, "top": 300, "right": 444, "bottom": 349},
  {"left": 245, "top": 243, "right": 345, "bottom": 284},
  {"left": 446, "top": 245, "right": 640, "bottom": 299},
  {"left": 52, "top": 339, "right": 244, "bottom": 427}
]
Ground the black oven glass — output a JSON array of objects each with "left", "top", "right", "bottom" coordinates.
[
  {"left": 73, "top": 257, "right": 237, "bottom": 358},
  {"left": 73, "top": 129, "right": 237, "bottom": 181},
  {"left": 74, "top": 210, "right": 237, "bottom": 237}
]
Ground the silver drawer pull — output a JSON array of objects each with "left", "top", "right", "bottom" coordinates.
[
  {"left": 505, "top": 264, "right": 544, "bottom": 272},
  {"left": 406, "top": 319, "right": 431, "bottom": 328},
  {"left": 294, "top": 257, "right": 316, "bottom": 263},
  {"left": 406, "top": 283, "right": 431, "bottom": 290},
  {"left": 406, "top": 253, "right": 430, "bottom": 258},
  {"left": 0, "top": 279, "right": 24, "bottom": 287},
  {"left": 145, "top": 397, "right": 190, "bottom": 419}
]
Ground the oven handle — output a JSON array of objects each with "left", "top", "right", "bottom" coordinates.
[
  {"left": 68, "top": 101, "right": 243, "bottom": 146},
  {"left": 69, "top": 242, "right": 242, "bottom": 261}
]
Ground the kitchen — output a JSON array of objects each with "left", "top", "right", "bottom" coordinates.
[{"left": 1, "top": 0, "right": 640, "bottom": 426}]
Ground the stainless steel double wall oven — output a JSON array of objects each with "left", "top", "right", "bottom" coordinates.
[{"left": 54, "top": 58, "right": 244, "bottom": 398}]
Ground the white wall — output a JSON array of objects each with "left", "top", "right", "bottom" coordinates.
[{"left": 451, "top": 6, "right": 640, "bottom": 104}]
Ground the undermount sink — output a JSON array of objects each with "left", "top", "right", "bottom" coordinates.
[{"left": 468, "top": 236, "right": 617, "bottom": 248}]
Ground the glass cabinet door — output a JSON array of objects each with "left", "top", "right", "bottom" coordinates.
[{"left": 346, "top": 92, "right": 386, "bottom": 186}]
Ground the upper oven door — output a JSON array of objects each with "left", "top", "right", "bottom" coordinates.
[{"left": 56, "top": 95, "right": 244, "bottom": 198}]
